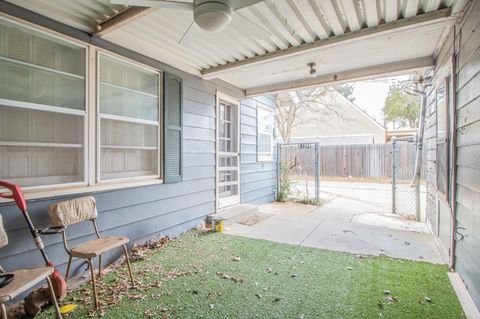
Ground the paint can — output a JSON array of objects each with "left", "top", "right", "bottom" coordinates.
[{"left": 212, "top": 217, "right": 225, "bottom": 233}]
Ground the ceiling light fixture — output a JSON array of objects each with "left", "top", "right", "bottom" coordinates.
[{"left": 308, "top": 62, "right": 317, "bottom": 78}]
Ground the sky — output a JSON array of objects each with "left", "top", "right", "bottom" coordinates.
[{"left": 349, "top": 75, "right": 410, "bottom": 125}]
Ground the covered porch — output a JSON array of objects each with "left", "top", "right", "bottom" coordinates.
[{"left": 0, "top": 0, "right": 479, "bottom": 317}]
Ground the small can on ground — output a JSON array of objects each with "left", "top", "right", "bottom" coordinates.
[{"left": 212, "top": 217, "right": 225, "bottom": 233}]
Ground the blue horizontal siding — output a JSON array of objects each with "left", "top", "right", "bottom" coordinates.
[
  {"left": 184, "top": 127, "right": 216, "bottom": 141},
  {"left": 184, "top": 140, "right": 215, "bottom": 153},
  {"left": 184, "top": 99, "right": 215, "bottom": 118},
  {"left": 248, "top": 194, "right": 276, "bottom": 205},
  {"left": 240, "top": 95, "right": 277, "bottom": 205},
  {"left": 241, "top": 178, "right": 277, "bottom": 194},
  {"left": 184, "top": 113, "right": 215, "bottom": 130},
  {"left": 184, "top": 153, "right": 215, "bottom": 168}
]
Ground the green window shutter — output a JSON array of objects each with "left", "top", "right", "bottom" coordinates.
[{"left": 163, "top": 72, "right": 183, "bottom": 183}]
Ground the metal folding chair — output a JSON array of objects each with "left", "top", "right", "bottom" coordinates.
[
  {"left": 0, "top": 215, "right": 62, "bottom": 319},
  {"left": 47, "top": 196, "right": 134, "bottom": 309}
]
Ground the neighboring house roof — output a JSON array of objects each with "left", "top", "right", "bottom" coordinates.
[
  {"left": 279, "top": 89, "right": 386, "bottom": 143},
  {"left": 333, "top": 91, "right": 385, "bottom": 131}
]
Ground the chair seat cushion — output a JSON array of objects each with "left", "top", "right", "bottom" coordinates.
[
  {"left": 71, "top": 236, "right": 129, "bottom": 258},
  {"left": 0, "top": 267, "right": 53, "bottom": 301}
]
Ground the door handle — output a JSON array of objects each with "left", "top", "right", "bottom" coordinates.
[{"left": 454, "top": 226, "right": 466, "bottom": 242}]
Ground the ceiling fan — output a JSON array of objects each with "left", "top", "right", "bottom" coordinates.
[{"left": 110, "top": 0, "right": 271, "bottom": 44}]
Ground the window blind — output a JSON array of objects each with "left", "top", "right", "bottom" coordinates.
[
  {"left": 98, "top": 53, "right": 160, "bottom": 181},
  {"left": 0, "top": 19, "right": 86, "bottom": 187}
]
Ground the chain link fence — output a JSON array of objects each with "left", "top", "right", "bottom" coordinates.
[
  {"left": 392, "top": 139, "right": 421, "bottom": 219},
  {"left": 277, "top": 142, "right": 423, "bottom": 218}
]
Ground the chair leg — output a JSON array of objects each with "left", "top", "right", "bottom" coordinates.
[
  {"left": 1, "top": 303, "right": 7, "bottom": 319},
  {"left": 65, "top": 255, "right": 73, "bottom": 282},
  {"left": 87, "top": 259, "right": 99, "bottom": 309},
  {"left": 98, "top": 255, "right": 102, "bottom": 278},
  {"left": 122, "top": 245, "right": 134, "bottom": 287},
  {"left": 46, "top": 277, "right": 63, "bottom": 319}
]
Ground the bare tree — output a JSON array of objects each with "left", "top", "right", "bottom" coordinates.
[
  {"left": 274, "top": 93, "right": 299, "bottom": 144},
  {"left": 274, "top": 87, "right": 343, "bottom": 142}
]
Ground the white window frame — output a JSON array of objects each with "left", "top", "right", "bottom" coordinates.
[
  {"left": 257, "top": 105, "right": 274, "bottom": 162},
  {"left": 0, "top": 16, "right": 168, "bottom": 202},
  {"left": 96, "top": 51, "right": 162, "bottom": 184},
  {"left": 0, "top": 15, "right": 89, "bottom": 191},
  {"left": 216, "top": 92, "right": 241, "bottom": 209}
]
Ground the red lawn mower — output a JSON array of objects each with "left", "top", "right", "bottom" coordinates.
[{"left": 0, "top": 180, "right": 67, "bottom": 316}]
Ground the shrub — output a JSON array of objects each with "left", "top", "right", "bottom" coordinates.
[{"left": 277, "top": 163, "right": 292, "bottom": 202}]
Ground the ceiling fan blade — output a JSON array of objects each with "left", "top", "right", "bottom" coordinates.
[
  {"left": 232, "top": 0, "right": 265, "bottom": 10},
  {"left": 230, "top": 11, "right": 271, "bottom": 40},
  {"left": 178, "top": 21, "right": 202, "bottom": 45},
  {"left": 110, "top": 0, "right": 193, "bottom": 10}
]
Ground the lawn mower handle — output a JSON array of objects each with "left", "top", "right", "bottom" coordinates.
[
  {"left": 0, "top": 180, "right": 27, "bottom": 212},
  {"left": 0, "top": 180, "right": 68, "bottom": 301}
]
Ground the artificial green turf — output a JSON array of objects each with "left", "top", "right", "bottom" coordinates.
[{"left": 38, "top": 231, "right": 465, "bottom": 318}]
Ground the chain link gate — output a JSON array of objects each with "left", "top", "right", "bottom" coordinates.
[
  {"left": 277, "top": 143, "right": 320, "bottom": 203},
  {"left": 391, "top": 138, "right": 421, "bottom": 220}
]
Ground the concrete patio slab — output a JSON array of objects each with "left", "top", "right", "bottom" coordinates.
[
  {"left": 224, "top": 201, "right": 445, "bottom": 264},
  {"left": 226, "top": 213, "right": 320, "bottom": 245},
  {"left": 256, "top": 202, "right": 317, "bottom": 216},
  {"left": 352, "top": 212, "right": 431, "bottom": 233},
  {"left": 301, "top": 220, "right": 443, "bottom": 263}
]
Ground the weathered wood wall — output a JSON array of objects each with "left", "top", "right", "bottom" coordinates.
[
  {"left": 425, "top": 0, "right": 480, "bottom": 310},
  {"left": 425, "top": 11, "right": 456, "bottom": 260},
  {"left": 453, "top": 0, "right": 480, "bottom": 309}
]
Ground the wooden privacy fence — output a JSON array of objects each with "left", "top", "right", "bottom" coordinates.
[{"left": 280, "top": 143, "right": 420, "bottom": 181}]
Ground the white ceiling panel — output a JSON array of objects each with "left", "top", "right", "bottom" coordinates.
[
  {"left": 4, "top": 0, "right": 469, "bottom": 92},
  {"left": 6, "top": 0, "right": 126, "bottom": 32},
  {"left": 214, "top": 19, "right": 453, "bottom": 89}
]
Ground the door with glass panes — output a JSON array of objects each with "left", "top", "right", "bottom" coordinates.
[{"left": 217, "top": 96, "right": 240, "bottom": 208}]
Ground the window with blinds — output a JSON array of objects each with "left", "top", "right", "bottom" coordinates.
[
  {"left": 0, "top": 18, "right": 86, "bottom": 187},
  {"left": 98, "top": 53, "right": 160, "bottom": 180},
  {"left": 257, "top": 106, "right": 274, "bottom": 161}
]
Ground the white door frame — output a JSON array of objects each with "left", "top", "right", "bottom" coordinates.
[{"left": 216, "top": 91, "right": 241, "bottom": 209}]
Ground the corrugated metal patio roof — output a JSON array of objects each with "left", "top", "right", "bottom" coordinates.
[
  {"left": 5, "top": 0, "right": 127, "bottom": 32},
  {"left": 3, "top": 0, "right": 470, "bottom": 94}
]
